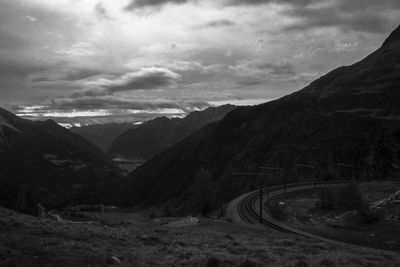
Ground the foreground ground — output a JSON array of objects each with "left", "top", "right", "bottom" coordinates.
[{"left": 1, "top": 207, "right": 399, "bottom": 267}]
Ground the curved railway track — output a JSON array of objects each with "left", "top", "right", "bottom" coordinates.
[{"left": 236, "top": 180, "right": 400, "bottom": 238}]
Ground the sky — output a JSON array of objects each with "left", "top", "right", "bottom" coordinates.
[{"left": 0, "top": 0, "right": 399, "bottom": 126}]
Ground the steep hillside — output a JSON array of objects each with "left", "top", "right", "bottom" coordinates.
[
  {"left": 108, "top": 105, "right": 236, "bottom": 160},
  {"left": 70, "top": 123, "right": 137, "bottom": 152},
  {"left": 0, "top": 108, "right": 121, "bottom": 212},
  {"left": 122, "top": 25, "right": 400, "bottom": 213}
]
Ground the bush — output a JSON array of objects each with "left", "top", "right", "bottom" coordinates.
[
  {"left": 317, "top": 183, "right": 363, "bottom": 211},
  {"left": 268, "top": 202, "right": 286, "bottom": 220},
  {"left": 240, "top": 259, "right": 258, "bottom": 267},
  {"left": 338, "top": 183, "right": 363, "bottom": 210},
  {"left": 149, "top": 210, "right": 156, "bottom": 219},
  {"left": 317, "top": 189, "right": 335, "bottom": 210},
  {"left": 206, "top": 256, "right": 221, "bottom": 267},
  {"left": 188, "top": 168, "right": 220, "bottom": 217},
  {"left": 163, "top": 203, "right": 176, "bottom": 217},
  {"left": 360, "top": 206, "right": 385, "bottom": 224}
]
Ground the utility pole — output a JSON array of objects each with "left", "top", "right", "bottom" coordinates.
[
  {"left": 259, "top": 181, "right": 263, "bottom": 223},
  {"left": 231, "top": 172, "right": 272, "bottom": 224},
  {"left": 16, "top": 185, "right": 27, "bottom": 213},
  {"left": 296, "top": 163, "right": 317, "bottom": 188},
  {"left": 336, "top": 163, "right": 354, "bottom": 181},
  {"left": 259, "top": 166, "right": 285, "bottom": 198}
]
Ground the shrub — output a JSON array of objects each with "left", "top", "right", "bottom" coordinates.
[
  {"left": 189, "top": 168, "right": 220, "bottom": 217},
  {"left": 149, "top": 210, "right": 156, "bottom": 219},
  {"left": 360, "top": 206, "right": 385, "bottom": 224},
  {"left": 163, "top": 203, "right": 176, "bottom": 217},
  {"left": 337, "top": 183, "right": 363, "bottom": 210},
  {"left": 317, "top": 189, "right": 335, "bottom": 210},
  {"left": 268, "top": 202, "right": 286, "bottom": 220},
  {"left": 240, "top": 259, "right": 258, "bottom": 267},
  {"left": 206, "top": 256, "right": 221, "bottom": 267},
  {"left": 317, "top": 183, "right": 363, "bottom": 211}
]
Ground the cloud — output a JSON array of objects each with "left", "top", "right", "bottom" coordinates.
[
  {"left": 223, "top": 0, "right": 400, "bottom": 33},
  {"left": 0, "top": 59, "right": 46, "bottom": 78},
  {"left": 230, "top": 59, "right": 295, "bottom": 78},
  {"left": 281, "top": 2, "right": 397, "bottom": 33},
  {"left": 203, "top": 19, "right": 235, "bottom": 28},
  {"left": 106, "top": 67, "right": 181, "bottom": 92},
  {"left": 31, "top": 68, "right": 102, "bottom": 82},
  {"left": 16, "top": 96, "right": 211, "bottom": 120},
  {"left": 72, "top": 67, "right": 182, "bottom": 97},
  {"left": 125, "top": 0, "right": 190, "bottom": 10},
  {"left": 94, "top": 2, "right": 111, "bottom": 20},
  {"left": 224, "top": 0, "right": 317, "bottom": 7}
]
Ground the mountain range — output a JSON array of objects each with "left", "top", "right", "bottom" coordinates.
[
  {"left": 0, "top": 108, "right": 121, "bottom": 213},
  {"left": 70, "top": 123, "right": 137, "bottom": 152},
  {"left": 108, "top": 104, "right": 236, "bottom": 160},
  {"left": 119, "top": 25, "right": 400, "bottom": 214}
]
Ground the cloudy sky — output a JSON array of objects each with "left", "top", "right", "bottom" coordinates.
[{"left": 0, "top": 0, "right": 399, "bottom": 126}]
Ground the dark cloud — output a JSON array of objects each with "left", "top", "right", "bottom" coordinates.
[
  {"left": 252, "top": 61, "right": 295, "bottom": 76},
  {"left": 224, "top": 0, "right": 400, "bottom": 33},
  {"left": 224, "top": 0, "right": 317, "bottom": 7},
  {"left": 204, "top": 19, "right": 235, "bottom": 28},
  {"left": 230, "top": 59, "right": 298, "bottom": 86},
  {"left": 125, "top": 0, "right": 189, "bottom": 10},
  {"left": 32, "top": 68, "right": 102, "bottom": 82},
  {"left": 94, "top": 2, "right": 112, "bottom": 20},
  {"left": 72, "top": 67, "right": 182, "bottom": 97},
  {"left": 107, "top": 68, "right": 181, "bottom": 93},
  {"left": 231, "top": 60, "right": 295, "bottom": 76},
  {"left": 282, "top": 2, "right": 397, "bottom": 33},
  {"left": 0, "top": 58, "right": 46, "bottom": 78}
]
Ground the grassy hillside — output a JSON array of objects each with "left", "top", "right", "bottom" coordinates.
[{"left": 1, "top": 207, "right": 399, "bottom": 266}]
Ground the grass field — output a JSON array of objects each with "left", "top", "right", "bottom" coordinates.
[{"left": 1, "top": 206, "right": 400, "bottom": 266}]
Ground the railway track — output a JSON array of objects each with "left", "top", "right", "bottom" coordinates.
[{"left": 236, "top": 180, "right": 400, "bottom": 236}]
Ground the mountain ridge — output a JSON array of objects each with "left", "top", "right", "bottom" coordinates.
[
  {"left": 0, "top": 108, "right": 121, "bottom": 213},
  {"left": 108, "top": 104, "right": 236, "bottom": 160}
]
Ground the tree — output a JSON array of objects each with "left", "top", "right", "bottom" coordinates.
[{"left": 189, "top": 168, "right": 219, "bottom": 216}]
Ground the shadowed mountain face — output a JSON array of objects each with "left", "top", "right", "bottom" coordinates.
[
  {"left": 70, "top": 123, "right": 137, "bottom": 152},
  {"left": 0, "top": 108, "right": 121, "bottom": 212},
  {"left": 121, "top": 25, "right": 400, "bottom": 213},
  {"left": 107, "top": 105, "right": 236, "bottom": 160}
]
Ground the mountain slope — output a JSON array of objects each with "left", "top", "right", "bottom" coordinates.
[
  {"left": 108, "top": 105, "right": 236, "bottom": 160},
  {"left": 0, "top": 108, "right": 121, "bottom": 212},
  {"left": 70, "top": 123, "right": 137, "bottom": 152},
  {"left": 122, "top": 25, "right": 400, "bottom": 213}
]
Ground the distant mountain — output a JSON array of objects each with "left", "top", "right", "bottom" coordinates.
[
  {"left": 108, "top": 105, "right": 236, "bottom": 160},
  {"left": 70, "top": 123, "right": 137, "bottom": 152},
  {"left": 0, "top": 108, "right": 121, "bottom": 213},
  {"left": 121, "top": 25, "right": 400, "bottom": 213}
]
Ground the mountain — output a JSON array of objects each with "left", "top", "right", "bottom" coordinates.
[
  {"left": 120, "top": 25, "right": 400, "bottom": 213},
  {"left": 108, "top": 104, "right": 236, "bottom": 160},
  {"left": 70, "top": 123, "right": 137, "bottom": 152},
  {"left": 0, "top": 108, "right": 121, "bottom": 213}
]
